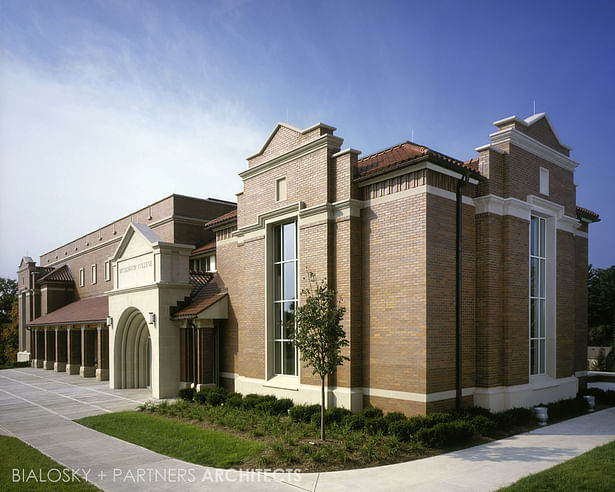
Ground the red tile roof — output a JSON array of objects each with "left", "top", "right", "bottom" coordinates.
[
  {"left": 39, "top": 264, "right": 73, "bottom": 283},
  {"left": 174, "top": 274, "right": 226, "bottom": 319},
  {"left": 29, "top": 296, "right": 108, "bottom": 326},
  {"left": 356, "top": 141, "right": 482, "bottom": 181},
  {"left": 189, "top": 271, "right": 214, "bottom": 297},
  {"left": 576, "top": 206, "right": 600, "bottom": 222},
  {"left": 204, "top": 209, "right": 237, "bottom": 229},
  {"left": 191, "top": 240, "right": 216, "bottom": 256}
]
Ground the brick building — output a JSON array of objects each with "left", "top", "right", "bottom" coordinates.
[{"left": 16, "top": 113, "right": 599, "bottom": 414}]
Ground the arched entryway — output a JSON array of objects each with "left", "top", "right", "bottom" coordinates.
[{"left": 114, "top": 308, "right": 152, "bottom": 389}]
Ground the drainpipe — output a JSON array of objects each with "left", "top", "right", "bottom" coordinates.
[{"left": 456, "top": 173, "right": 468, "bottom": 411}]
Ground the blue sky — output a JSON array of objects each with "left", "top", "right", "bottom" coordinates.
[{"left": 1, "top": 0, "right": 613, "bottom": 279}]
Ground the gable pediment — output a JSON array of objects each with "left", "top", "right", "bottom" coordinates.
[
  {"left": 110, "top": 223, "right": 160, "bottom": 262},
  {"left": 246, "top": 122, "right": 338, "bottom": 167}
]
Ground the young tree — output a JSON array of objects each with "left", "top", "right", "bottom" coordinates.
[{"left": 292, "top": 272, "right": 347, "bottom": 440}]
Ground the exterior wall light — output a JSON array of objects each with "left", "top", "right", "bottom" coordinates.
[
  {"left": 148, "top": 312, "right": 156, "bottom": 325},
  {"left": 106, "top": 316, "right": 113, "bottom": 327}
]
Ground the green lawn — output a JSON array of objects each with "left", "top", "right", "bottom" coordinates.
[
  {"left": 76, "top": 411, "right": 264, "bottom": 468},
  {"left": 500, "top": 439, "right": 615, "bottom": 491},
  {"left": 0, "top": 436, "right": 99, "bottom": 491}
]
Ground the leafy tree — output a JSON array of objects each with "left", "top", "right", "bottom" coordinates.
[
  {"left": 292, "top": 272, "right": 347, "bottom": 440},
  {"left": 0, "top": 278, "right": 18, "bottom": 365},
  {"left": 1, "top": 300, "right": 19, "bottom": 364},
  {"left": 588, "top": 265, "right": 615, "bottom": 332}
]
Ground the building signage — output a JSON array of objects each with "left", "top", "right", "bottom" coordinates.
[{"left": 117, "top": 255, "right": 154, "bottom": 289}]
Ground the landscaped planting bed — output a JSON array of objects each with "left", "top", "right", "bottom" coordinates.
[{"left": 102, "top": 385, "right": 615, "bottom": 472}]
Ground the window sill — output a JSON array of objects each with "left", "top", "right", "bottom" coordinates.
[{"left": 264, "top": 374, "right": 299, "bottom": 391}]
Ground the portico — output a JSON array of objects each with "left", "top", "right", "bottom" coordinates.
[{"left": 107, "top": 222, "right": 194, "bottom": 398}]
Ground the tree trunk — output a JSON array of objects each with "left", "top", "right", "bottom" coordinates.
[{"left": 321, "top": 375, "right": 325, "bottom": 441}]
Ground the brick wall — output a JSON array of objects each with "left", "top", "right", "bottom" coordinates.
[
  {"left": 361, "top": 193, "right": 427, "bottom": 395},
  {"left": 556, "top": 230, "right": 576, "bottom": 378},
  {"left": 425, "top": 194, "right": 476, "bottom": 394},
  {"left": 475, "top": 212, "right": 505, "bottom": 387},
  {"left": 574, "top": 235, "right": 589, "bottom": 372}
]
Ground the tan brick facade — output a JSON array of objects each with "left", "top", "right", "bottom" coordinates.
[{"left": 18, "top": 114, "right": 597, "bottom": 415}]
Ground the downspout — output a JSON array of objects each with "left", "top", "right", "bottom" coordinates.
[{"left": 456, "top": 173, "right": 468, "bottom": 411}]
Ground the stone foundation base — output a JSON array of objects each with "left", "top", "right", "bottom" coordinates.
[
  {"left": 32, "top": 359, "right": 43, "bottom": 368},
  {"left": 43, "top": 360, "right": 54, "bottom": 370},
  {"left": 66, "top": 364, "right": 80, "bottom": 375},
  {"left": 80, "top": 366, "right": 96, "bottom": 378},
  {"left": 96, "top": 368, "right": 109, "bottom": 381},
  {"left": 54, "top": 362, "right": 67, "bottom": 372},
  {"left": 17, "top": 351, "right": 31, "bottom": 362},
  {"left": 195, "top": 383, "right": 216, "bottom": 391}
]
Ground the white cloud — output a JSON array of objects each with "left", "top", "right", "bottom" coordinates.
[{"left": 0, "top": 55, "right": 264, "bottom": 278}]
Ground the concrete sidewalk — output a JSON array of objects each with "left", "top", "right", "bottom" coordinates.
[{"left": 1, "top": 367, "right": 614, "bottom": 491}]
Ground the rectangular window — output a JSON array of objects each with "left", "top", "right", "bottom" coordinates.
[
  {"left": 79, "top": 268, "right": 85, "bottom": 287},
  {"left": 276, "top": 177, "right": 287, "bottom": 202},
  {"left": 190, "top": 254, "right": 216, "bottom": 272},
  {"left": 104, "top": 261, "right": 111, "bottom": 281},
  {"left": 91, "top": 264, "right": 97, "bottom": 284},
  {"left": 540, "top": 167, "right": 549, "bottom": 196},
  {"left": 273, "top": 222, "right": 297, "bottom": 375},
  {"left": 530, "top": 215, "right": 546, "bottom": 375}
]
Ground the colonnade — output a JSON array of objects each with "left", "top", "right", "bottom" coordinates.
[{"left": 29, "top": 324, "right": 109, "bottom": 381}]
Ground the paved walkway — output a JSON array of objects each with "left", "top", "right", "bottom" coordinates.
[{"left": 1, "top": 367, "right": 614, "bottom": 491}]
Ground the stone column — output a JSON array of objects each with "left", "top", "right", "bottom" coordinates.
[
  {"left": 54, "top": 327, "right": 67, "bottom": 372},
  {"left": 80, "top": 325, "right": 96, "bottom": 377},
  {"left": 96, "top": 324, "right": 109, "bottom": 381},
  {"left": 34, "top": 329, "right": 44, "bottom": 368},
  {"left": 30, "top": 329, "right": 38, "bottom": 367},
  {"left": 66, "top": 326, "right": 81, "bottom": 375},
  {"left": 43, "top": 327, "right": 55, "bottom": 369}
]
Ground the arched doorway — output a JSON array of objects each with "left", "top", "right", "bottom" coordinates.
[{"left": 114, "top": 308, "right": 151, "bottom": 389}]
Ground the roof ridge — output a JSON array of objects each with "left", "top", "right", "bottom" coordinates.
[{"left": 358, "top": 141, "right": 427, "bottom": 162}]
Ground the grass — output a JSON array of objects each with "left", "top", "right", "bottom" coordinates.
[
  {"left": 75, "top": 392, "right": 615, "bottom": 473},
  {"left": 75, "top": 411, "right": 264, "bottom": 468},
  {"left": 0, "top": 435, "right": 99, "bottom": 491},
  {"left": 499, "top": 439, "right": 615, "bottom": 491}
]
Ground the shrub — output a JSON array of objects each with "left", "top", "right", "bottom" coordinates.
[
  {"left": 194, "top": 390, "right": 209, "bottom": 405},
  {"left": 360, "top": 407, "right": 384, "bottom": 419},
  {"left": 272, "top": 398, "right": 294, "bottom": 415},
  {"left": 494, "top": 407, "right": 534, "bottom": 429},
  {"left": 416, "top": 421, "right": 475, "bottom": 448},
  {"left": 584, "top": 387, "right": 615, "bottom": 405},
  {"left": 343, "top": 413, "right": 366, "bottom": 431},
  {"left": 424, "top": 412, "right": 453, "bottom": 427},
  {"left": 365, "top": 416, "right": 388, "bottom": 435},
  {"left": 454, "top": 406, "right": 493, "bottom": 420},
  {"left": 547, "top": 397, "right": 586, "bottom": 420},
  {"left": 177, "top": 387, "right": 195, "bottom": 401},
  {"left": 206, "top": 387, "right": 229, "bottom": 406},
  {"left": 389, "top": 419, "right": 414, "bottom": 442},
  {"left": 241, "top": 393, "right": 276, "bottom": 410},
  {"left": 384, "top": 411, "right": 406, "bottom": 427},
  {"left": 289, "top": 404, "right": 321, "bottom": 423},
  {"left": 470, "top": 415, "right": 497, "bottom": 436},
  {"left": 225, "top": 392, "right": 243, "bottom": 408},
  {"left": 326, "top": 407, "right": 352, "bottom": 424}
]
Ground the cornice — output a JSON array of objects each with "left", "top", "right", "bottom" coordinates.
[{"left": 489, "top": 128, "right": 579, "bottom": 172}]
